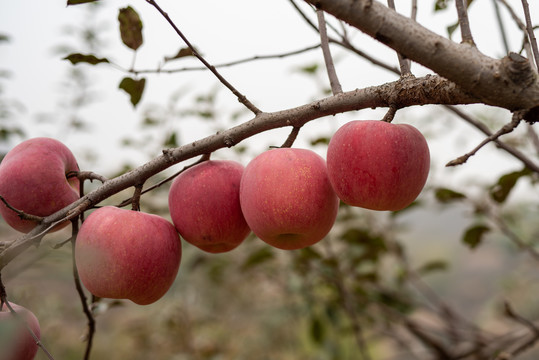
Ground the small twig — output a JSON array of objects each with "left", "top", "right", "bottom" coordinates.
[
  {"left": 487, "top": 208, "right": 539, "bottom": 262},
  {"left": 446, "top": 113, "right": 522, "bottom": 167},
  {"left": 323, "top": 241, "right": 372, "bottom": 360},
  {"left": 444, "top": 105, "right": 539, "bottom": 173},
  {"left": 0, "top": 196, "right": 44, "bottom": 223},
  {"left": 116, "top": 154, "right": 211, "bottom": 209},
  {"left": 70, "top": 220, "right": 96, "bottom": 360},
  {"left": 527, "top": 124, "right": 539, "bottom": 155},
  {"left": 132, "top": 44, "right": 322, "bottom": 74},
  {"left": 455, "top": 0, "right": 475, "bottom": 45},
  {"left": 387, "top": 0, "right": 412, "bottom": 76},
  {"left": 493, "top": 0, "right": 510, "bottom": 54},
  {"left": 520, "top": 0, "right": 539, "bottom": 70},
  {"left": 280, "top": 126, "right": 302, "bottom": 148},
  {"left": 502, "top": 301, "right": 539, "bottom": 357},
  {"left": 145, "top": 0, "right": 261, "bottom": 115},
  {"left": 73, "top": 171, "right": 108, "bottom": 184},
  {"left": 0, "top": 273, "right": 55, "bottom": 360},
  {"left": 316, "top": 9, "right": 343, "bottom": 95}
]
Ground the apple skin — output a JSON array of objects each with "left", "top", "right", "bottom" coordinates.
[
  {"left": 0, "top": 302, "right": 41, "bottom": 360},
  {"left": 0, "top": 137, "right": 80, "bottom": 233},
  {"left": 168, "top": 160, "right": 250, "bottom": 254},
  {"left": 75, "top": 206, "right": 182, "bottom": 305},
  {"left": 240, "top": 148, "right": 339, "bottom": 250},
  {"left": 326, "top": 120, "right": 430, "bottom": 211}
]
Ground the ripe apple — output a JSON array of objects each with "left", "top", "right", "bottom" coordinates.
[
  {"left": 168, "top": 160, "right": 250, "bottom": 253},
  {"left": 0, "top": 302, "right": 41, "bottom": 360},
  {"left": 0, "top": 137, "right": 80, "bottom": 233},
  {"left": 326, "top": 120, "right": 430, "bottom": 211},
  {"left": 75, "top": 206, "right": 182, "bottom": 305},
  {"left": 240, "top": 148, "right": 339, "bottom": 250}
]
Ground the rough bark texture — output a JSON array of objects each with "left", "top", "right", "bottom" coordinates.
[{"left": 305, "top": 0, "right": 539, "bottom": 114}]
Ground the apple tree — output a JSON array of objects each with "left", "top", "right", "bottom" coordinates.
[{"left": 0, "top": 0, "right": 538, "bottom": 359}]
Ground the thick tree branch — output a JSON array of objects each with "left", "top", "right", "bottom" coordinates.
[
  {"left": 305, "top": 0, "right": 539, "bottom": 115},
  {"left": 0, "top": 75, "right": 479, "bottom": 270}
]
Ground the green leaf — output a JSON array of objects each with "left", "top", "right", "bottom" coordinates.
[
  {"left": 434, "top": 0, "right": 450, "bottom": 11},
  {"left": 310, "top": 137, "right": 330, "bottom": 146},
  {"left": 63, "top": 53, "right": 109, "bottom": 65},
  {"left": 163, "top": 132, "right": 178, "bottom": 148},
  {"left": 67, "top": 0, "right": 99, "bottom": 5},
  {"left": 299, "top": 64, "right": 319, "bottom": 74},
  {"left": 462, "top": 224, "right": 490, "bottom": 249},
  {"left": 447, "top": 21, "right": 459, "bottom": 39},
  {"left": 241, "top": 247, "right": 274, "bottom": 270},
  {"left": 118, "top": 6, "right": 143, "bottom": 51},
  {"left": 119, "top": 77, "right": 145, "bottom": 107},
  {"left": 490, "top": 168, "right": 532, "bottom": 203},
  {"left": 417, "top": 259, "right": 449, "bottom": 275},
  {"left": 310, "top": 315, "right": 325, "bottom": 345},
  {"left": 434, "top": 187, "right": 466, "bottom": 203},
  {"left": 0, "top": 34, "right": 10, "bottom": 43}
]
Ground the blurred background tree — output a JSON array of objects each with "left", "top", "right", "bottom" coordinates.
[{"left": 0, "top": 0, "right": 538, "bottom": 359}]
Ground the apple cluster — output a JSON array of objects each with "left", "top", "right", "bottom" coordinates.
[{"left": 0, "top": 121, "right": 429, "bottom": 355}]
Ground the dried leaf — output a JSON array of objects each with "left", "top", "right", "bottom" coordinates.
[
  {"left": 63, "top": 53, "right": 109, "bottom": 65},
  {"left": 118, "top": 6, "right": 143, "bottom": 51},
  {"left": 164, "top": 47, "right": 195, "bottom": 62},
  {"left": 434, "top": 188, "right": 466, "bottom": 203}
]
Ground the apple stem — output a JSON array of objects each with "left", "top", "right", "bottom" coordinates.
[
  {"left": 382, "top": 104, "right": 397, "bottom": 123},
  {"left": 280, "top": 126, "right": 302, "bottom": 148},
  {"left": 131, "top": 184, "right": 144, "bottom": 211}
]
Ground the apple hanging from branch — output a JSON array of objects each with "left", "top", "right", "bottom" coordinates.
[
  {"left": 75, "top": 206, "right": 182, "bottom": 305},
  {"left": 0, "top": 137, "right": 80, "bottom": 233},
  {"left": 0, "top": 302, "right": 41, "bottom": 360},
  {"left": 240, "top": 148, "right": 339, "bottom": 250},
  {"left": 168, "top": 160, "right": 251, "bottom": 254},
  {"left": 327, "top": 120, "right": 430, "bottom": 211}
]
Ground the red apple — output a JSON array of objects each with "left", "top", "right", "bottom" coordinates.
[
  {"left": 168, "top": 160, "right": 250, "bottom": 254},
  {"left": 0, "top": 137, "right": 80, "bottom": 233},
  {"left": 240, "top": 148, "right": 339, "bottom": 250},
  {"left": 327, "top": 120, "right": 430, "bottom": 211},
  {"left": 75, "top": 206, "right": 182, "bottom": 305},
  {"left": 0, "top": 302, "right": 41, "bottom": 360}
]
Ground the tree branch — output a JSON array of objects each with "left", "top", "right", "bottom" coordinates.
[
  {"left": 0, "top": 74, "right": 480, "bottom": 270},
  {"left": 316, "top": 9, "right": 343, "bottom": 94},
  {"left": 304, "top": 0, "right": 539, "bottom": 114}
]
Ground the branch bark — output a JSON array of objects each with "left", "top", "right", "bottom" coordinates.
[{"left": 304, "top": 0, "right": 539, "bottom": 115}]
